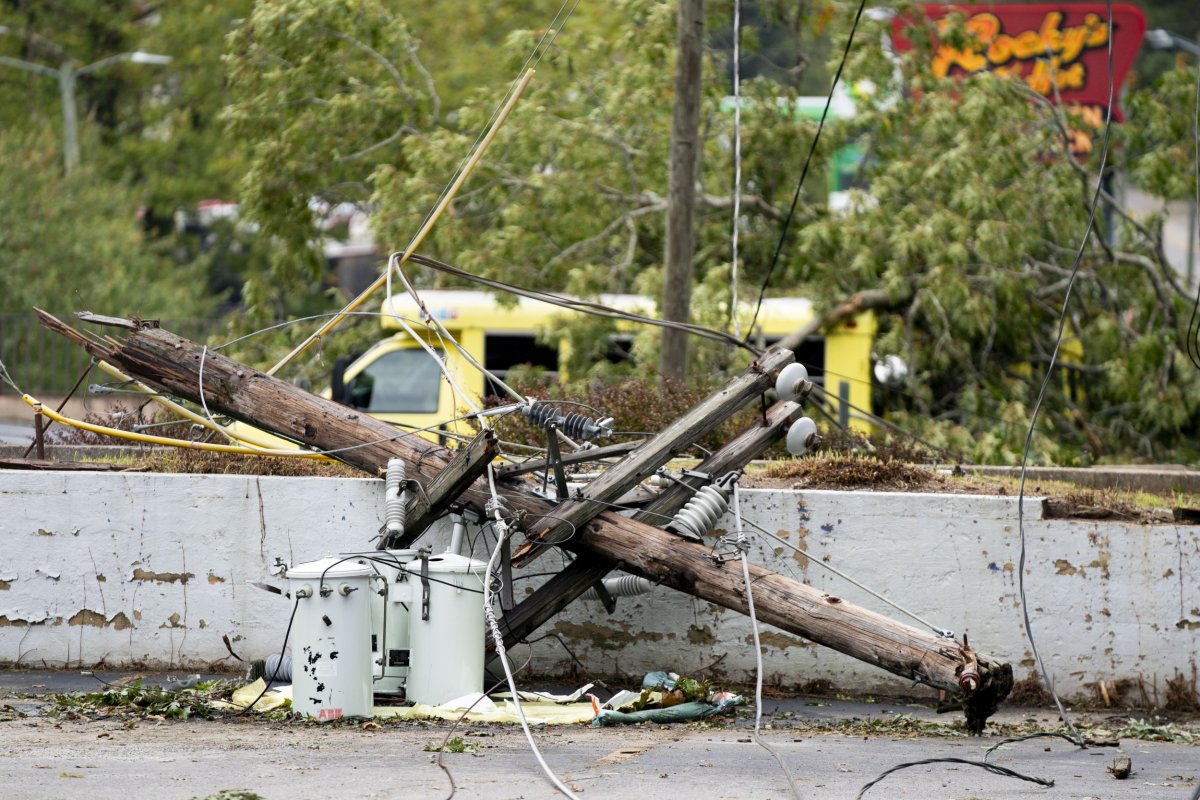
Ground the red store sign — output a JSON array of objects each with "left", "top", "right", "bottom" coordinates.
[{"left": 892, "top": 4, "right": 1146, "bottom": 121}]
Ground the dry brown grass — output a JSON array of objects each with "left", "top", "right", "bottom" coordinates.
[
  {"left": 139, "top": 450, "right": 361, "bottom": 478},
  {"left": 753, "top": 453, "right": 949, "bottom": 492}
]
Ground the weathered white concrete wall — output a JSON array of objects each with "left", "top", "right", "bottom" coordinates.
[{"left": 1, "top": 471, "right": 1197, "bottom": 698}]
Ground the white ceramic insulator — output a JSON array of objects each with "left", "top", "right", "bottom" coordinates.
[
  {"left": 668, "top": 483, "right": 731, "bottom": 540},
  {"left": 774, "top": 362, "right": 809, "bottom": 400},
  {"left": 786, "top": 416, "right": 818, "bottom": 456},
  {"left": 581, "top": 574, "right": 655, "bottom": 602},
  {"left": 384, "top": 458, "right": 406, "bottom": 536}
]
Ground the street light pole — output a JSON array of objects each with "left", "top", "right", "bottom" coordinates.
[
  {"left": 58, "top": 61, "right": 79, "bottom": 173},
  {"left": 0, "top": 40, "right": 171, "bottom": 173}
]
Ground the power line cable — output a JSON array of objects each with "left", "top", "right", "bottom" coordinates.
[
  {"left": 730, "top": 0, "right": 744, "bottom": 339},
  {"left": 480, "top": 464, "right": 580, "bottom": 799},
  {"left": 744, "top": 0, "right": 867, "bottom": 339},
  {"left": 1014, "top": 0, "right": 1115, "bottom": 746},
  {"left": 1187, "top": 59, "right": 1200, "bottom": 370},
  {"left": 855, "top": 757, "right": 1053, "bottom": 799},
  {"left": 407, "top": 252, "right": 761, "bottom": 353},
  {"left": 732, "top": 483, "right": 802, "bottom": 800}
]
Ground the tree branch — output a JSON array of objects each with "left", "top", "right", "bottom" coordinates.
[{"left": 775, "top": 286, "right": 901, "bottom": 351}]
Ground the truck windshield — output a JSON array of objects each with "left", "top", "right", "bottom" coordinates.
[{"left": 345, "top": 348, "right": 441, "bottom": 413}]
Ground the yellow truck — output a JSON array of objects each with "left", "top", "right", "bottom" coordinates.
[{"left": 318, "top": 289, "right": 876, "bottom": 443}]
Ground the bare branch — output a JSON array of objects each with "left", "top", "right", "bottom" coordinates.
[
  {"left": 314, "top": 26, "right": 420, "bottom": 164},
  {"left": 405, "top": 41, "right": 440, "bottom": 120}
]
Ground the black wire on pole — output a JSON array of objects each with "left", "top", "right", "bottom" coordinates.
[
  {"left": 1186, "top": 60, "right": 1200, "bottom": 371},
  {"left": 743, "top": 0, "right": 868, "bottom": 341}
]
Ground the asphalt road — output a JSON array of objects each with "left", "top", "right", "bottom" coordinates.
[
  {"left": 0, "top": 420, "right": 32, "bottom": 446},
  {"left": 1, "top": 670, "right": 1196, "bottom": 800}
]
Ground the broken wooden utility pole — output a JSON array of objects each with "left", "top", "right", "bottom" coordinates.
[
  {"left": 490, "top": 398, "right": 805, "bottom": 649},
  {"left": 511, "top": 344, "right": 795, "bottom": 567},
  {"left": 38, "top": 310, "right": 1013, "bottom": 731}
]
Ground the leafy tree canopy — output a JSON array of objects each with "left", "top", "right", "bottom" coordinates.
[{"left": 1, "top": 0, "right": 1197, "bottom": 464}]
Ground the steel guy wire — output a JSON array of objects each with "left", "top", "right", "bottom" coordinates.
[
  {"left": 378, "top": 266, "right": 486, "bottom": 419},
  {"left": 730, "top": 0, "right": 744, "bottom": 340},
  {"left": 0, "top": 356, "right": 21, "bottom": 394},
  {"left": 646, "top": 469, "right": 955, "bottom": 638},
  {"left": 389, "top": 253, "right": 525, "bottom": 405},
  {"left": 732, "top": 506, "right": 953, "bottom": 639},
  {"left": 482, "top": 462, "right": 581, "bottom": 800},
  {"left": 733, "top": 483, "right": 802, "bottom": 800},
  {"left": 1015, "top": 0, "right": 1115, "bottom": 748},
  {"left": 214, "top": 310, "right": 436, "bottom": 351}
]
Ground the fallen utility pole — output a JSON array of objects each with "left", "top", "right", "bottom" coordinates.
[
  {"left": 37, "top": 310, "right": 1013, "bottom": 731},
  {"left": 490, "top": 398, "right": 805, "bottom": 649},
  {"left": 512, "top": 345, "right": 796, "bottom": 566}
]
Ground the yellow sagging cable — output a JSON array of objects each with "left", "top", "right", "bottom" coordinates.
[
  {"left": 267, "top": 68, "right": 537, "bottom": 377},
  {"left": 93, "top": 360, "right": 335, "bottom": 460},
  {"left": 21, "top": 394, "right": 327, "bottom": 459}
]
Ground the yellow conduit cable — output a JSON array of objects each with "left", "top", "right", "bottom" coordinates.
[
  {"left": 21, "top": 394, "right": 326, "bottom": 458},
  {"left": 93, "top": 360, "right": 334, "bottom": 460}
]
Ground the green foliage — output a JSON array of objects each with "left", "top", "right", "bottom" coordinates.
[
  {"left": 0, "top": 126, "right": 211, "bottom": 318},
  {"left": 51, "top": 678, "right": 238, "bottom": 721},
  {"left": 1123, "top": 64, "right": 1199, "bottom": 202},
  {"left": 4, "top": 0, "right": 1197, "bottom": 464},
  {"left": 224, "top": 0, "right": 435, "bottom": 312},
  {"left": 787, "top": 4, "right": 1200, "bottom": 463},
  {"left": 424, "top": 736, "right": 478, "bottom": 754}
]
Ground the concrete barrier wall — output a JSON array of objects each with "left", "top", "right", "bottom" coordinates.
[{"left": 1, "top": 470, "right": 1196, "bottom": 698}]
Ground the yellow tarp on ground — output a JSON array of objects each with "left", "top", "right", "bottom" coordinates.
[
  {"left": 209, "top": 678, "right": 293, "bottom": 713},
  {"left": 374, "top": 696, "right": 596, "bottom": 725},
  {"left": 219, "top": 682, "right": 597, "bottom": 725}
]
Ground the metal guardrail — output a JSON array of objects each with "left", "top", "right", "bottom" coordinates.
[{"left": 0, "top": 314, "right": 221, "bottom": 396}]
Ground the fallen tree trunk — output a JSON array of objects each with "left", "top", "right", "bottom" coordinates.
[{"left": 37, "top": 310, "right": 1012, "bottom": 730}]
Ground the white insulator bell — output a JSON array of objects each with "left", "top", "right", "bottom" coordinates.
[
  {"left": 774, "top": 362, "right": 810, "bottom": 401},
  {"left": 785, "top": 416, "right": 818, "bottom": 456}
]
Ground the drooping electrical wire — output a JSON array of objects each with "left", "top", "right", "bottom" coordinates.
[
  {"left": 403, "top": 0, "right": 581, "bottom": 247},
  {"left": 1186, "top": 60, "right": 1200, "bottom": 371},
  {"left": 235, "top": 598, "right": 299, "bottom": 714},
  {"left": 733, "top": 484, "right": 802, "bottom": 800},
  {"left": 389, "top": 253, "right": 525, "bottom": 406},
  {"left": 1015, "top": 0, "right": 1115, "bottom": 745},
  {"left": 744, "top": 0, "right": 867, "bottom": 340},
  {"left": 854, "top": 757, "right": 1053, "bottom": 799},
  {"left": 480, "top": 464, "right": 581, "bottom": 800},
  {"left": 735, "top": 509, "right": 953, "bottom": 638},
  {"left": 406, "top": 252, "right": 762, "bottom": 353},
  {"left": 730, "top": 0, "right": 744, "bottom": 339}
]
